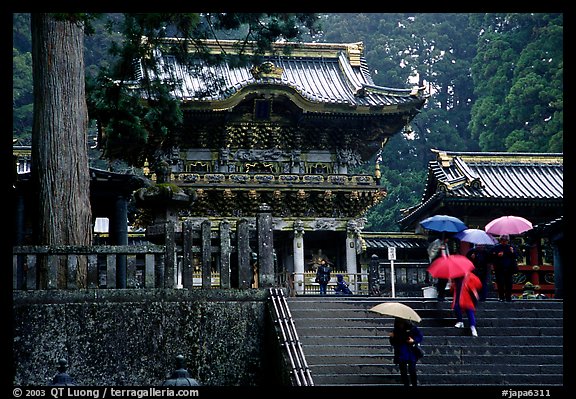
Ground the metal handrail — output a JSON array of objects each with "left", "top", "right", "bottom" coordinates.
[{"left": 269, "top": 288, "right": 314, "bottom": 386}]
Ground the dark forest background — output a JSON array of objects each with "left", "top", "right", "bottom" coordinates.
[{"left": 13, "top": 13, "right": 563, "bottom": 231}]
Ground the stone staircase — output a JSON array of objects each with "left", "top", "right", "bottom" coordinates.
[{"left": 286, "top": 296, "right": 563, "bottom": 387}]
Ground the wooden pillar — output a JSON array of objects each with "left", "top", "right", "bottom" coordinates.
[
  {"left": 14, "top": 191, "right": 26, "bottom": 289},
  {"left": 528, "top": 241, "right": 540, "bottom": 288},
  {"left": 164, "top": 221, "right": 176, "bottom": 288},
  {"left": 369, "top": 254, "right": 380, "bottom": 296},
  {"left": 182, "top": 220, "right": 194, "bottom": 289},
  {"left": 257, "top": 204, "right": 274, "bottom": 288},
  {"left": 528, "top": 243, "right": 539, "bottom": 266},
  {"left": 201, "top": 220, "right": 211, "bottom": 289},
  {"left": 111, "top": 195, "right": 128, "bottom": 288},
  {"left": 553, "top": 238, "right": 564, "bottom": 299},
  {"left": 220, "top": 220, "right": 231, "bottom": 289},
  {"left": 237, "top": 219, "right": 251, "bottom": 289}
]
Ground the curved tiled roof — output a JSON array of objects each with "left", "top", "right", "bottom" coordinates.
[
  {"left": 430, "top": 152, "right": 563, "bottom": 201},
  {"left": 398, "top": 150, "right": 563, "bottom": 226},
  {"left": 364, "top": 236, "right": 428, "bottom": 250},
  {"left": 139, "top": 39, "right": 426, "bottom": 112}
]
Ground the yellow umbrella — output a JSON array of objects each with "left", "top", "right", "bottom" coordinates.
[{"left": 369, "top": 302, "right": 422, "bottom": 323}]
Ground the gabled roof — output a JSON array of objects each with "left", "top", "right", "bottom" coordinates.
[
  {"left": 138, "top": 39, "right": 427, "bottom": 114},
  {"left": 398, "top": 149, "right": 563, "bottom": 227},
  {"left": 362, "top": 232, "right": 429, "bottom": 250}
]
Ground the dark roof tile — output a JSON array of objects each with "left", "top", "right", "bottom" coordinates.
[
  {"left": 139, "top": 40, "right": 427, "bottom": 111},
  {"left": 398, "top": 150, "right": 563, "bottom": 226}
]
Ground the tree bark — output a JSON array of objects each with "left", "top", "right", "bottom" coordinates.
[{"left": 31, "top": 14, "right": 92, "bottom": 288}]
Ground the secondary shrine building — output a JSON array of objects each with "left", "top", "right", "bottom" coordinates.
[
  {"left": 398, "top": 149, "right": 564, "bottom": 298},
  {"left": 130, "top": 39, "right": 427, "bottom": 293}
]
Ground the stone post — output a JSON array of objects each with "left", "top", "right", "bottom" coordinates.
[
  {"left": 293, "top": 220, "right": 305, "bottom": 295},
  {"left": 201, "top": 220, "right": 212, "bottom": 289},
  {"left": 369, "top": 254, "right": 381, "bottom": 296},
  {"left": 219, "top": 219, "right": 231, "bottom": 289},
  {"left": 257, "top": 203, "right": 274, "bottom": 288},
  {"left": 51, "top": 359, "right": 75, "bottom": 386},
  {"left": 162, "top": 355, "right": 200, "bottom": 386},
  {"left": 164, "top": 221, "right": 176, "bottom": 288},
  {"left": 236, "top": 219, "right": 251, "bottom": 289},
  {"left": 112, "top": 195, "right": 128, "bottom": 288},
  {"left": 346, "top": 220, "right": 358, "bottom": 284},
  {"left": 182, "top": 220, "right": 194, "bottom": 289}
]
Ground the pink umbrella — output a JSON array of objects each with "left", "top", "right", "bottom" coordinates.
[{"left": 485, "top": 216, "right": 533, "bottom": 236}]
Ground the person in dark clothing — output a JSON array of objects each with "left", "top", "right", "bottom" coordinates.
[
  {"left": 389, "top": 317, "right": 423, "bottom": 387},
  {"left": 489, "top": 235, "right": 519, "bottom": 302},
  {"left": 315, "top": 257, "right": 332, "bottom": 295},
  {"left": 466, "top": 244, "right": 493, "bottom": 301},
  {"left": 333, "top": 274, "right": 353, "bottom": 295}
]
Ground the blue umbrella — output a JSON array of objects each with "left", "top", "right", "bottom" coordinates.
[{"left": 420, "top": 214, "right": 467, "bottom": 234}]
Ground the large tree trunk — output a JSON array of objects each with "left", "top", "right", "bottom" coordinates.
[{"left": 31, "top": 14, "right": 92, "bottom": 288}]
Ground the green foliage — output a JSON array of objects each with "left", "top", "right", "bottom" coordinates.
[
  {"left": 320, "top": 13, "right": 562, "bottom": 230},
  {"left": 13, "top": 13, "right": 563, "bottom": 230},
  {"left": 319, "top": 14, "right": 482, "bottom": 229},
  {"left": 470, "top": 13, "right": 563, "bottom": 153},
  {"left": 13, "top": 14, "right": 33, "bottom": 137},
  {"left": 13, "top": 48, "right": 33, "bottom": 137}
]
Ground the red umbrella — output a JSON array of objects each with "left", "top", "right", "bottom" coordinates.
[
  {"left": 427, "top": 253, "right": 475, "bottom": 279},
  {"left": 485, "top": 216, "right": 533, "bottom": 236}
]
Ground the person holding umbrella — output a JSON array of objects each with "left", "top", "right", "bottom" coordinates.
[
  {"left": 420, "top": 215, "right": 468, "bottom": 301},
  {"left": 388, "top": 317, "right": 424, "bottom": 387},
  {"left": 466, "top": 244, "right": 493, "bottom": 301},
  {"left": 489, "top": 234, "right": 519, "bottom": 302},
  {"left": 427, "top": 251, "right": 479, "bottom": 334},
  {"left": 455, "top": 228, "right": 496, "bottom": 301},
  {"left": 427, "top": 236, "right": 450, "bottom": 301}
]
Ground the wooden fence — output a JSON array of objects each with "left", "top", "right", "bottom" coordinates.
[{"left": 13, "top": 220, "right": 432, "bottom": 296}]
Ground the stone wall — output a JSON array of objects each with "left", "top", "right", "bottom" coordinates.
[{"left": 12, "top": 289, "right": 279, "bottom": 386}]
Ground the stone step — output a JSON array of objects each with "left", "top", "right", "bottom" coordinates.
[
  {"left": 291, "top": 315, "right": 562, "bottom": 328},
  {"left": 311, "top": 372, "right": 563, "bottom": 386},
  {"left": 298, "top": 334, "right": 563, "bottom": 346},
  {"left": 286, "top": 297, "right": 563, "bottom": 387},
  {"left": 304, "top": 353, "right": 563, "bottom": 365},
  {"left": 287, "top": 297, "right": 564, "bottom": 309},
  {"left": 294, "top": 325, "right": 563, "bottom": 337},
  {"left": 288, "top": 306, "right": 564, "bottom": 318},
  {"left": 308, "top": 362, "right": 563, "bottom": 375},
  {"left": 300, "top": 344, "right": 563, "bottom": 356}
]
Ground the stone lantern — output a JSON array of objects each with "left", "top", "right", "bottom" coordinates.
[
  {"left": 51, "top": 359, "right": 75, "bottom": 386},
  {"left": 162, "top": 355, "right": 200, "bottom": 386}
]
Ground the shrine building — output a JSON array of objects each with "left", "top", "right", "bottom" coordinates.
[
  {"left": 129, "top": 39, "right": 427, "bottom": 293},
  {"left": 398, "top": 149, "right": 564, "bottom": 298}
]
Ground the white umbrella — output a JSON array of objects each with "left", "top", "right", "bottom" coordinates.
[
  {"left": 455, "top": 228, "right": 497, "bottom": 245},
  {"left": 369, "top": 302, "right": 422, "bottom": 323}
]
